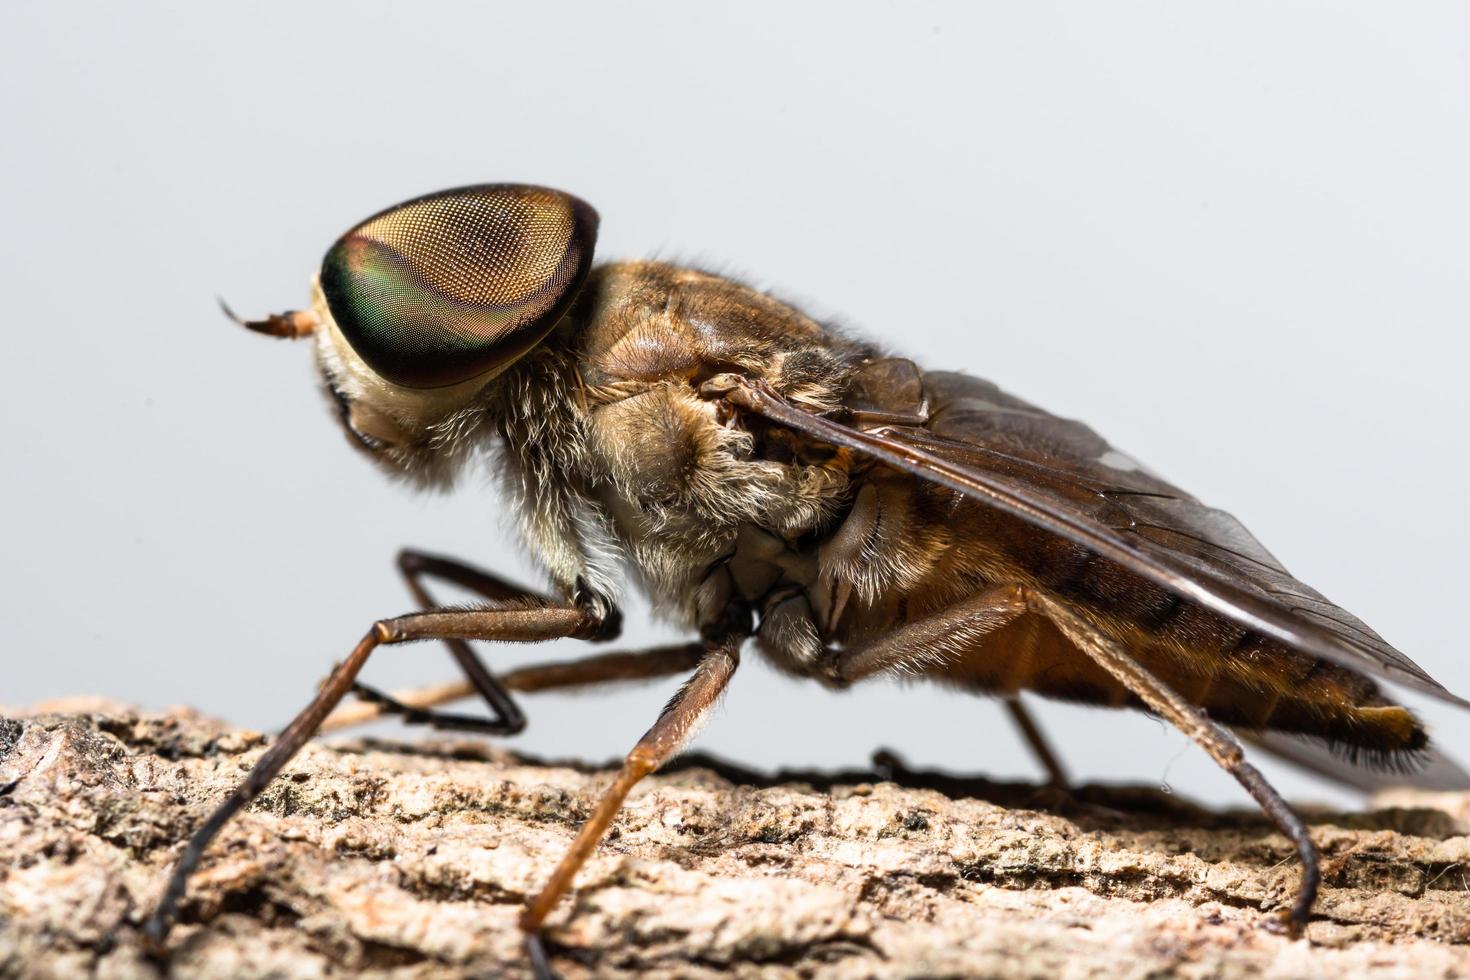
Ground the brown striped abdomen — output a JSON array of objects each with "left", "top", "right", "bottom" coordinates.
[
  {"left": 832, "top": 484, "right": 1428, "bottom": 761},
  {"left": 930, "top": 603, "right": 1425, "bottom": 757}
]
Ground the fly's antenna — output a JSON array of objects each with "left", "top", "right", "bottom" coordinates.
[{"left": 219, "top": 296, "right": 317, "bottom": 339}]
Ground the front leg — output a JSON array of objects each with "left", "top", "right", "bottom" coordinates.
[
  {"left": 352, "top": 549, "right": 621, "bottom": 735},
  {"left": 143, "top": 598, "right": 606, "bottom": 947}
]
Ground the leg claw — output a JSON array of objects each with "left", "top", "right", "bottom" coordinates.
[{"left": 525, "top": 932, "right": 561, "bottom": 980}]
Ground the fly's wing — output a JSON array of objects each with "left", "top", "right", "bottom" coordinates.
[
  {"left": 913, "top": 368, "right": 1453, "bottom": 697},
  {"left": 717, "top": 361, "right": 1466, "bottom": 710},
  {"left": 1236, "top": 729, "right": 1470, "bottom": 793}
]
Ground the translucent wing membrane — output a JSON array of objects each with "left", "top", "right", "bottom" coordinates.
[
  {"left": 915, "top": 370, "right": 1455, "bottom": 702},
  {"left": 1238, "top": 730, "right": 1470, "bottom": 792}
]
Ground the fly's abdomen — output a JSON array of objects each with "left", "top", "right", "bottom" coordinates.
[{"left": 825, "top": 480, "right": 1427, "bottom": 761}]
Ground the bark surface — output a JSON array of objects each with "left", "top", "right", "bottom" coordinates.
[{"left": 3, "top": 699, "right": 1469, "bottom": 979}]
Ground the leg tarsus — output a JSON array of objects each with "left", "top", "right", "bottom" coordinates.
[
  {"left": 870, "top": 747, "right": 909, "bottom": 782},
  {"left": 525, "top": 932, "right": 561, "bottom": 980},
  {"left": 146, "top": 625, "right": 385, "bottom": 945},
  {"left": 1234, "top": 758, "right": 1320, "bottom": 933}
]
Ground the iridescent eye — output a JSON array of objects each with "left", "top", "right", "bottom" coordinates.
[{"left": 319, "top": 184, "right": 598, "bottom": 389}]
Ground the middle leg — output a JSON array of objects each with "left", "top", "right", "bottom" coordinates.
[
  {"left": 518, "top": 627, "right": 746, "bottom": 977},
  {"left": 1003, "top": 696, "right": 1070, "bottom": 788},
  {"left": 349, "top": 548, "right": 584, "bottom": 736}
]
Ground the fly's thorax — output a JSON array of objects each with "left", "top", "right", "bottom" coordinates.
[
  {"left": 547, "top": 261, "right": 871, "bottom": 629},
  {"left": 575, "top": 261, "right": 861, "bottom": 400},
  {"left": 571, "top": 260, "right": 868, "bottom": 520}
]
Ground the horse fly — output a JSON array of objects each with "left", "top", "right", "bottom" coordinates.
[{"left": 143, "top": 183, "right": 1468, "bottom": 977}]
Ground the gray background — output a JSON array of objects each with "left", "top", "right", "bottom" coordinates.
[{"left": 4, "top": 2, "right": 1467, "bottom": 808}]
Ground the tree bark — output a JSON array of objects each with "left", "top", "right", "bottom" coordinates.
[{"left": 2, "top": 699, "right": 1468, "bottom": 978}]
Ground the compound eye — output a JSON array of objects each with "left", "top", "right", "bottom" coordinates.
[{"left": 319, "top": 184, "right": 598, "bottom": 389}]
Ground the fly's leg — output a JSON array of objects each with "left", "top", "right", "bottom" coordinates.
[
  {"left": 344, "top": 682, "right": 514, "bottom": 734},
  {"left": 321, "top": 642, "right": 707, "bottom": 733},
  {"left": 346, "top": 549, "right": 620, "bottom": 735},
  {"left": 827, "top": 584, "right": 1027, "bottom": 682},
  {"left": 825, "top": 585, "right": 1071, "bottom": 787},
  {"left": 519, "top": 628, "right": 745, "bottom": 979},
  {"left": 1029, "top": 591, "right": 1319, "bottom": 933},
  {"left": 1003, "top": 695, "right": 1070, "bottom": 789},
  {"left": 363, "top": 548, "right": 543, "bottom": 734},
  {"left": 826, "top": 582, "right": 1315, "bottom": 926},
  {"left": 143, "top": 600, "right": 604, "bottom": 948}
]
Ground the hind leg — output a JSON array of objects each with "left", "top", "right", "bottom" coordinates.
[
  {"left": 1030, "top": 591, "right": 1319, "bottom": 931},
  {"left": 826, "top": 582, "right": 1318, "bottom": 929},
  {"left": 824, "top": 585, "right": 1071, "bottom": 786}
]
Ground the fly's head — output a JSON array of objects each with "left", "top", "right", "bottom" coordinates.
[{"left": 231, "top": 183, "right": 598, "bottom": 486}]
